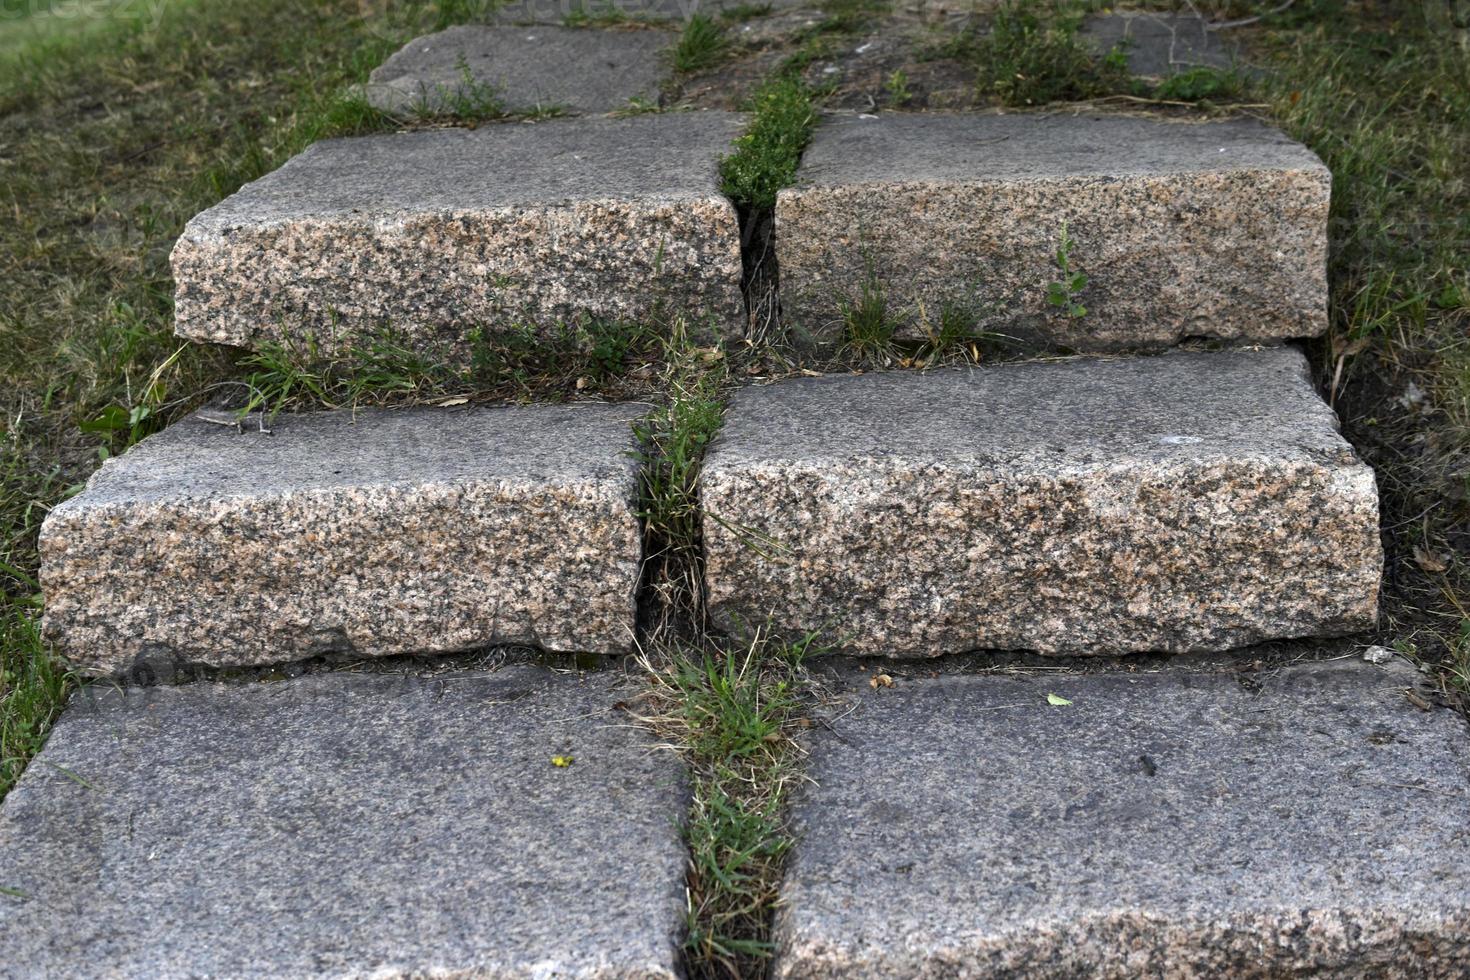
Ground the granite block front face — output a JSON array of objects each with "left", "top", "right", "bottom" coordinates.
[
  {"left": 40, "top": 404, "right": 645, "bottom": 674},
  {"left": 702, "top": 348, "right": 1381, "bottom": 658},
  {"left": 0, "top": 667, "right": 688, "bottom": 978},
  {"left": 362, "top": 25, "right": 673, "bottom": 116},
  {"left": 775, "top": 113, "right": 1330, "bottom": 349},
  {"left": 172, "top": 113, "right": 746, "bottom": 354},
  {"left": 773, "top": 660, "right": 1470, "bottom": 978}
]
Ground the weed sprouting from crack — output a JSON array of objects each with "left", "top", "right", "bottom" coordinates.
[
  {"left": 672, "top": 13, "right": 731, "bottom": 75},
  {"left": 630, "top": 625, "right": 826, "bottom": 979}
]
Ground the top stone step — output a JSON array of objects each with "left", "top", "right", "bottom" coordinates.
[
  {"left": 776, "top": 112, "right": 1330, "bottom": 351},
  {"left": 172, "top": 113, "right": 746, "bottom": 356}
]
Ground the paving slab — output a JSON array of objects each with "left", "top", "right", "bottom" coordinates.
[
  {"left": 172, "top": 112, "right": 746, "bottom": 354},
  {"left": 775, "top": 113, "right": 1329, "bottom": 350},
  {"left": 361, "top": 25, "right": 673, "bottom": 116},
  {"left": 41, "top": 403, "right": 645, "bottom": 675},
  {"left": 1082, "top": 11, "right": 1242, "bottom": 77},
  {"left": 0, "top": 666, "right": 688, "bottom": 979},
  {"left": 495, "top": 0, "right": 804, "bottom": 24},
  {"left": 774, "top": 659, "right": 1470, "bottom": 978},
  {"left": 702, "top": 347, "right": 1381, "bottom": 658}
]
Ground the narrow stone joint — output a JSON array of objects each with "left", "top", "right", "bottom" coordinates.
[{"left": 735, "top": 202, "right": 783, "bottom": 347}]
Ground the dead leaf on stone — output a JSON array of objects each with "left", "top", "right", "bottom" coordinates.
[
  {"left": 870, "top": 673, "right": 894, "bottom": 689},
  {"left": 437, "top": 396, "right": 469, "bottom": 407},
  {"left": 1046, "top": 693, "right": 1073, "bottom": 706},
  {"left": 550, "top": 755, "right": 574, "bottom": 768},
  {"left": 1413, "top": 547, "right": 1450, "bottom": 573}
]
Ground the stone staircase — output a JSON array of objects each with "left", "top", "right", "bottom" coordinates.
[{"left": 3, "top": 11, "right": 1469, "bottom": 979}]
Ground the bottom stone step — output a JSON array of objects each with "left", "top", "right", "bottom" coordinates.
[
  {"left": 0, "top": 667, "right": 687, "bottom": 978},
  {"left": 775, "top": 659, "right": 1470, "bottom": 978}
]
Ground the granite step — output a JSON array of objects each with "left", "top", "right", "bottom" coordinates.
[
  {"left": 773, "top": 657, "right": 1470, "bottom": 977},
  {"left": 702, "top": 347, "right": 1381, "bottom": 658},
  {"left": 776, "top": 112, "right": 1330, "bottom": 350},
  {"left": 360, "top": 24, "right": 674, "bottom": 117},
  {"left": 494, "top": 0, "right": 806, "bottom": 25},
  {"left": 0, "top": 666, "right": 688, "bottom": 978},
  {"left": 40, "top": 402, "right": 646, "bottom": 677},
  {"left": 171, "top": 112, "right": 746, "bottom": 356}
]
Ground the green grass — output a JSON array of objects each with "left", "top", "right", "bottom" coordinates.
[
  {"left": 718, "top": 76, "right": 817, "bottom": 211},
  {"left": 671, "top": 13, "right": 729, "bottom": 74},
  {"left": 635, "top": 627, "right": 822, "bottom": 979},
  {"left": 971, "top": 0, "right": 1131, "bottom": 106}
]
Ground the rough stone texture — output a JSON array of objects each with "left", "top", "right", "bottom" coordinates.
[
  {"left": 172, "top": 113, "right": 746, "bottom": 354},
  {"left": 702, "top": 347, "right": 1381, "bottom": 658},
  {"left": 494, "top": 0, "right": 803, "bottom": 24},
  {"left": 1082, "top": 11, "right": 1241, "bottom": 77},
  {"left": 0, "top": 667, "right": 688, "bottom": 978},
  {"left": 775, "top": 113, "right": 1329, "bottom": 350},
  {"left": 41, "top": 403, "right": 645, "bottom": 675},
  {"left": 773, "top": 659, "right": 1470, "bottom": 978},
  {"left": 361, "top": 25, "right": 673, "bottom": 116}
]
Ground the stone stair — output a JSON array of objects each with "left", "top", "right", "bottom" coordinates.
[{"left": 5, "top": 12, "right": 1469, "bottom": 978}]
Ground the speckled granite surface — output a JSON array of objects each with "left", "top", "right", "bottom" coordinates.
[
  {"left": 40, "top": 403, "right": 646, "bottom": 674},
  {"left": 775, "top": 113, "right": 1330, "bottom": 349},
  {"left": 702, "top": 347, "right": 1381, "bottom": 657},
  {"left": 361, "top": 25, "right": 673, "bottom": 115},
  {"left": 773, "top": 659, "right": 1470, "bottom": 978},
  {"left": 172, "top": 113, "right": 746, "bottom": 354},
  {"left": 0, "top": 667, "right": 688, "bottom": 978}
]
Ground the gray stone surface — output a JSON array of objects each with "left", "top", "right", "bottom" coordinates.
[
  {"left": 773, "top": 659, "right": 1470, "bottom": 978},
  {"left": 702, "top": 347, "right": 1381, "bottom": 658},
  {"left": 41, "top": 403, "right": 646, "bottom": 675},
  {"left": 495, "top": 0, "right": 803, "bottom": 24},
  {"left": 172, "top": 113, "right": 746, "bottom": 354},
  {"left": 0, "top": 666, "right": 688, "bottom": 978},
  {"left": 362, "top": 25, "right": 673, "bottom": 116},
  {"left": 775, "top": 113, "right": 1329, "bottom": 349},
  {"left": 1082, "top": 12, "right": 1241, "bottom": 77}
]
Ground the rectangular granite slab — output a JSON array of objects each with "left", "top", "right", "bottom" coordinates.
[
  {"left": 172, "top": 113, "right": 747, "bottom": 354},
  {"left": 701, "top": 347, "right": 1381, "bottom": 657},
  {"left": 41, "top": 403, "right": 645, "bottom": 675},
  {"left": 773, "top": 659, "right": 1470, "bottom": 978},
  {"left": 775, "top": 113, "right": 1329, "bottom": 350},
  {"left": 0, "top": 667, "right": 688, "bottom": 978},
  {"left": 361, "top": 25, "right": 674, "bottom": 116}
]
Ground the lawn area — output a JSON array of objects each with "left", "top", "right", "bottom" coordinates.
[{"left": 1, "top": 0, "right": 1466, "bottom": 815}]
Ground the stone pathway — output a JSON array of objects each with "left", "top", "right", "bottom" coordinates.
[
  {"left": 361, "top": 24, "right": 674, "bottom": 116},
  {"left": 776, "top": 113, "right": 1330, "bottom": 348},
  {"left": 0, "top": 666, "right": 687, "bottom": 977},
  {"left": 42, "top": 404, "right": 646, "bottom": 675},
  {"left": 775, "top": 658, "right": 1470, "bottom": 977},
  {"left": 171, "top": 113, "right": 747, "bottom": 352},
  {"left": 6, "top": 6, "right": 1470, "bottom": 977},
  {"left": 703, "top": 348, "right": 1380, "bottom": 658}
]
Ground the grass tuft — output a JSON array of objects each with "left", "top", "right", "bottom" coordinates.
[
  {"left": 633, "top": 626, "right": 822, "bottom": 979},
  {"left": 718, "top": 77, "right": 817, "bottom": 211},
  {"left": 672, "top": 13, "right": 730, "bottom": 74},
  {"left": 971, "top": 0, "right": 1131, "bottom": 106}
]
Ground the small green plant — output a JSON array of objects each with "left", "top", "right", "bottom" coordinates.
[
  {"left": 1154, "top": 66, "right": 1248, "bottom": 103},
  {"left": 1047, "top": 221, "right": 1088, "bottom": 319},
  {"left": 672, "top": 13, "right": 730, "bottom": 74},
  {"left": 616, "top": 95, "right": 663, "bottom": 116},
  {"left": 974, "top": 0, "right": 1131, "bottom": 106},
  {"left": 884, "top": 68, "right": 911, "bottom": 104},
  {"left": 719, "top": 77, "right": 817, "bottom": 210},
  {"left": 420, "top": 54, "right": 506, "bottom": 121},
  {"left": 840, "top": 273, "right": 897, "bottom": 360}
]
